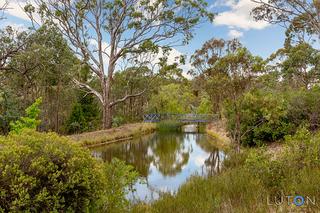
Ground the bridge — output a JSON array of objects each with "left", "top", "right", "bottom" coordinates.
[{"left": 143, "top": 113, "right": 217, "bottom": 123}]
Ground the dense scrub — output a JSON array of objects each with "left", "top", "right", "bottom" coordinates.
[
  {"left": 133, "top": 128, "right": 320, "bottom": 212},
  {"left": 0, "top": 130, "right": 138, "bottom": 212},
  {"left": 223, "top": 87, "right": 320, "bottom": 147}
]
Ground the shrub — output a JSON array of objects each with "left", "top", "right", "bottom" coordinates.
[
  {"left": 245, "top": 148, "right": 286, "bottom": 195},
  {"left": 65, "top": 93, "right": 100, "bottom": 134},
  {"left": 0, "top": 130, "right": 138, "bottom": 212},
  {"left": 65, "top": 103, "right": 88, "bottom": 134},
  {"left": 287, "top": 87, "right": 320, "bottom": 132},
  {"left": 9, "top": 98, "right": 42, "bottom": 134},
  {"left": 224, "top": 89, "right": 292, "bottom": 146},
  {"left": 103, "top": 158, "right": 139, "bottom": 213}
]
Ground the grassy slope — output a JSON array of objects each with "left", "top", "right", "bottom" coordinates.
[
  {"left": 206, "top": 121, "right": 232, "bottom": 151},
  {"left": 69, "top": 123, "right": 156, "bottom": 147}
]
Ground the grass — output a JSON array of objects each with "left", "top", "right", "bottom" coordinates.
[
  {"left": 156, "top": 120, "right": 182, "bottom": 132},
  {"left": 131, "top": 128, "right": 320, "bottom": 212},
  {"left": 132, "top": 167, "right": 269, "bottom": 213},
  {"left": 206, "top": 122, "right": 232, "bottom": 151},
  {"left": 69, "top": 123, "right": 156, "bottom": 147}
]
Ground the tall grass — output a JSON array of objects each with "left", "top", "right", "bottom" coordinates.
[
  {"left": 156, "top": 120, "right": 181, "bottom": 132},
  {"left": 132, "top": 168, "right": 268, "bottom": 213},
  {"left": 132, "top": 128, "right": 320, "bottom": 212}
]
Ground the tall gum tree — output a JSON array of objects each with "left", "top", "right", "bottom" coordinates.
[
  {"left": 252, "top": 0, "right": 320, "bottom": 41},
  {"left": 26, "top": 0, "right": 213, "bottom": 129},
  {"left": 191, "top": 38, "right": 266, "bottom": 152}
]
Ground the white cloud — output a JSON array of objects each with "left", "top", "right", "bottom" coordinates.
[
  {"left": 1, "top": 0, "right": 40, "bottom": 23},
  {"left": 88, "top": 38, "right": 192, "bottom": 78},
  {"left": 228, "top": 29, "right": 243, "bottom": 38},
  {"left": 1, "top": 0, "right": 29, "bottom": 21},
  {"left": 194, "top": 155, "right": 206, "bottom": 167},
  {"left": 0, "top": 21, "right": 27, "bottom": 31},
  {"left": 211, "top": 0, "right": 235, "bottom": 8},
  {"left": 213, "top": 0, "right": 269, "bottom": 30}
]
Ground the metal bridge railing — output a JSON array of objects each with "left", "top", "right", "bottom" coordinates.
[{"left": 143, "top": 113, "right": 218, "bottom": 123}]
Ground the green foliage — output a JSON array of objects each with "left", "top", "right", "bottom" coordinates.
[
  {"left": 10, "top": 98, "right": 42, "bottom": 134},
  {"left": 1, "top": 24, "right": 79, "bottom": 133},
  {"left": 196, "top": 93, "right": 212, "bottom": 114},
  {"left": 280, "top": 42, "right": 320, "bottom": 88},
  {"left": 0, "top": 130, "right": 104, "bottom": 211},
  {"left": 0, "top": 88, "right": 21, "bottom": 134},
  {"left": 148, "top": 83, "right": 196, "bottom": 114},
  {"left": 134, "top": 167, "right": 267, "bottom": 213},
  {"left": 65, "top": 94, "right": 100, "bottom": 134},
  {"left": 156, "top": 120, "right": 181, "bottom": 132},
  {"left": 136, "top": 128, "right": 320, "bottom": 212},
  {"left": 65, "top": 103, "right": 87, "bottom": 134},
  {"left": 224, "top": 89, "right": 293, "bottom": 146},
  {"left": 0, "top": 130, "right": 138, "bottom": 212},
  {"left": 103, "top": 158, "right": 139, "bottom": 213},
  {"left": 111, "top": 67, "right": 151, "bottom": 124},
  {"left": 287, "top": 86, "right": 320, "bottom": 131}
]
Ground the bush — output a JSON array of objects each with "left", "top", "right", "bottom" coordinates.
[
  {"left": 103, "top": 158, "right": 139, "bottom": 212},
  {"left": 65, "top": 93, "right": 100, "bottom": 134},
  {"left": 287, "top": 87, "right": 320, "bottom": 131},
  {"left": 224, "top": 89, "right": 293, "bottom": 146},
  {"left": 245, "top": 148, "right": 286, "bottom": 195},
  {"left": 0, "top": 130, "right": 138, "bottom": 212},
  {"left": 10, "top": 98, "right": 42, "bottom": 134}
]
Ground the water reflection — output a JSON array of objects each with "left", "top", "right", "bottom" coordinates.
[
  {"left": 92, "top": 132, "right": 225, "bottom": 201},
  {"left": 151, "top": 134, "right": 190, "bottom": 176}
]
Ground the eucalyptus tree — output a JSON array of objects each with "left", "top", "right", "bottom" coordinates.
[
  {"left": 3, "top": 25, "right": 78, "bottom": 132},
  {"left": 0, "top": 27, "right": 28, "bottom": 71},
  {"left": 191, "top": 38, "right": 266, "bottom": 151},
  {"left": 0, "top": 2, "right": 28, "bottom": 70},
  {"left": 252, "top": 0, "right": 320, "bottom": 41},
  {"left": 280, "top": 42, "right": 320, "bottom": 89},
  {"left": 27, "top": 0, "right": 213, "bottom": 129},
  {"left": 190, "top": 39, "right": 247, "bottom": 113}
]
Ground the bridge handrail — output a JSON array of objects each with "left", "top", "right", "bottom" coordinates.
[{"left": 143, "top": 113, "right": 218, "bottom": 123}]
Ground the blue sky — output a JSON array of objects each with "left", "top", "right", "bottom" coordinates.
[
  {"left": 1, "top": 0, "right": 286, "bottom": 71},
  {"left": 175, "top": 0, "right": 286, "bottom": 59}
]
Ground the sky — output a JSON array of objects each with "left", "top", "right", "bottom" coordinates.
[{"left": 0, "top": 0, "right": 287, "bottom": 73}]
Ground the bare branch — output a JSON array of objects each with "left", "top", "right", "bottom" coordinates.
[
  {"left": 73, "top": 78, "right": 103, "bottom": 103},
  {"left": 109, "top": 89, "right": 146, "bottom": 107},
  {"left": 0, "top": 1, "right": 8, "bottom": 21}
]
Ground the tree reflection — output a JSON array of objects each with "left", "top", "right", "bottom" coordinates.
[
  {"left": 92, "top": 134, "right": 155, "bottom": 177},
  {"left": 196, "top": 134, "right": 224, "bottom": 175},
  {"left": 91, "top": 133, "right": 224, "bottom": 179},
  {"left": 150, "top": 133, "right": 190, "bottom": 176}
]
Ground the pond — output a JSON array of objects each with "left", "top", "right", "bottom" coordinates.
[{"left": 91, "top": 126, "right": 225, "bottom": 201}]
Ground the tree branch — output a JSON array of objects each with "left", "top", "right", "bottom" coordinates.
[
  {"left": 109, "top": 89, "right": 146, "bottom": 107},
  {"left": 73, "top": 79, "right": 103, "bottom": 103}
]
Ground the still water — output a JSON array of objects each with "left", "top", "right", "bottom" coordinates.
[{"left": 92, "top": 127, "right": 225, "bottom": 201}]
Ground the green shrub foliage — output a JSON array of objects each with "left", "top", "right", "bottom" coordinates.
[
  {"left": 0, "top": 130, "right": 138, "bottom": 212},
  {"left": 10, "top": 98, "right": 42, "bottom": 134},
  {"left": 224, "top": 90, "right": 292, "bottom": 146},
  {"left": 65, "top": 93, "right": 100, "bottom": 134}
]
